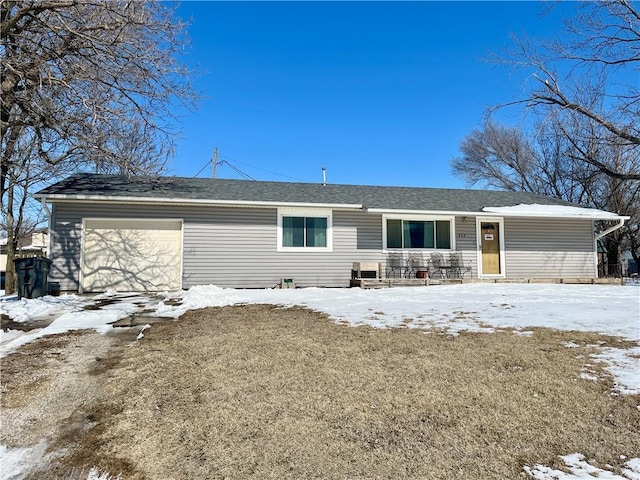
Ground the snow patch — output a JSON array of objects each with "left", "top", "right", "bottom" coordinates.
[
  {"left": 482, "top": 203, "right": 621, "bottom": 219},
  {"left": 524, "top": 453, "right": 640, "bottom": 479},
  {"left": 0, "top": 294, "right": 144, "bottom": 358},
  {"left": 86, "top": 467, "right": 121, "bottom": 480},
  {"left": 0, "top": 441, "right": 49, "bottom": 480},
  {"left": 592, "top": 346, "right": 640, "bottom": 395}
]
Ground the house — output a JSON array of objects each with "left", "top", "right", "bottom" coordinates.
[
  {"left": 34, "top": 173, "right": 627, "bottom": 293},
  {"left": 0, "top": 230, "right": 48, "bottom": 289}
]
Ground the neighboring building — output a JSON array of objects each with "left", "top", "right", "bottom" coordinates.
[
  {"left": 0, "top": 230, "right": 48, "bottom": 288},
  {"left": 35, "top": 173, "right": 628, "bottom": 293},
  {"left": 622, "top": 251, "right": 639, "bottom": 277}
]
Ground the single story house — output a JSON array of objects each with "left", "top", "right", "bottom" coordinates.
[{"left": 34, "top": 173, "right": 627, "bottom": 292}]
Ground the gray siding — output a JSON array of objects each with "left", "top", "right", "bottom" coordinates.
[
  {"left": 50, "top": 203, "right": 389, "bottom": 290},
  {"left": 49, "top": 203, "right": 83, "bottom": 291},
  {"left": 183, "top": 208, "right": 385, "bottom": 288},
  {"left": 503, "top": 217, "right": 595, "bottom": 278},
  {"left": 454, "top": 218, "right": 478, "bottom": 278},
  {"left": 49, "top": 203, "right": 598, "bottom": 292}
]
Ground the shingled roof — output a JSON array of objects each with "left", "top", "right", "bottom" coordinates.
[{"left": 36, "top": 172, "right": 578, "bottom": 214}]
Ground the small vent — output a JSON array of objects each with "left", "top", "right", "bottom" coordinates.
[{"left": 280, "top": 278, "right": 296, "bottom": 289}]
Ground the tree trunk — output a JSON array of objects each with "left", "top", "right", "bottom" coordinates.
[
  {"left": 603, "top": 235, "right": 622, "bottom": 277},
  {"left": 5, "top": 183, "right": 17, "bottom": 294}
]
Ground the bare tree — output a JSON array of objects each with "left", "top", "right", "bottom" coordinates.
[
  {"left": 452, "top": 119, "right": 640, "bottom": 273},
  {"left": 493, "top": 0, "right": 640, "bottom": 180},
  {"left": 1, "top": 0, "right": 197, "bottom": 293},
  {"left": 458, "top": 0, "right": 640, "bottom": 273},
  {"left": 453, "top": 121, "right": 597, "bottom": 202}
]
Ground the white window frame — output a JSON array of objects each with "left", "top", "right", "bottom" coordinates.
[
  {"left": 382, "top": 214, "right": 456, "bottom": 251},
  {"left": 277, "top": 208, "right": 333, "bottom": 252}
]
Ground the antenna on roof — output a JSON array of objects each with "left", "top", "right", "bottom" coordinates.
[{"left": 322, "top": 167, "right": 327, "bottom": 186}]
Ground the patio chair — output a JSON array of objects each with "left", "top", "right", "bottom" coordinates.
[
  {"left": 407, "top": 251, "right": 428, "bottom": 278},
  {"left": 449, "top": 251, "right": 472, "bottom": 278},
  {"left": 429, "top": 252, "right": 447, "bottom": 278},
  {"left": 385, "top": 251, "right": 406, "bottom": 278}
]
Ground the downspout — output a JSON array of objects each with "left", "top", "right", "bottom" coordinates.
[
  {"left": 39, "top": 197, "right": 52, "bottom": 260},
  {"left": 595, "top": 218, "right": 625, "bottom": 241},
  {"left": 594, "top": 218, "right": 626, "bottom": 278}
]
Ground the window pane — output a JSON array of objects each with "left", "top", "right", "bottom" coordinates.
[
  {"left": 423, "top": 221, "right": 435, "bottom": 248},
  {"left": 283, "top": 217, "right": 305, "bottom": 247},
  {"left": 403, "top": 221, "right": 413, "bottom": 248},
  {"left": 387, "top": 219, "right": 402, "bottom": 248},
  {"left": 306, "top": 217, "right": 327, "bottom": 247},
  {"left": 436, "top": 220, "right": 451, "bottom": 249},
  {"left": 404, "top": 221, "right": 434, "bottom": 248}
]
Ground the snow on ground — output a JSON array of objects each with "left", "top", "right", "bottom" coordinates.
[
  {"left": 2, "top": 283, "right": 639, "bottom": 387},
  {"left": 155, "top": 283, "right": 640, "bottom": 397},
  {"left": 525, "top": 453, "right": 640, "bottom": 479},
  {"left": 0, "top": 441, "right": 48, "bottom": 480},
  {"left": 159, "top": 283, "right": 640, "bottom": 395},
  {"left": 0, "top": 291, "right": 156, "bottom": 358},
  {"left": 1, "top": 283, "right": 639, "bottom": 480},
  {"left": 85, "top": 467, "right": 121, "bottom": 480},
  {"left": 158, "top": 283, "right": 639, "bottom": 341}
]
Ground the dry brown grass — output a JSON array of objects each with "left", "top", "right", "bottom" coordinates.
[
  {"left": 3, "top": 304, "right": 639, "bottom": 479},
  {"left": 0, "top": 305, "right": 640, "bottom": 480},
  {"left": 1, "top": 333, "right": 81, "bottom": 409}
]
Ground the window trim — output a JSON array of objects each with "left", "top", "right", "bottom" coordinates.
[
  {"left": 382, "top": 214, "right": 456, "bottom": 251},
  {"left": 277, "top": 208, "right": 333, "bottom": 252}
]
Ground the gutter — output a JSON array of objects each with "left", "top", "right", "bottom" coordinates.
[
  {"left": 364, "top": 207, "right": 628, "bottom": 221},
  {"left": 32, "top": 194, "right": 364, "bottom": 211},
  {"left": 33, "top": 194, "right": 629, "bottom": 221}
]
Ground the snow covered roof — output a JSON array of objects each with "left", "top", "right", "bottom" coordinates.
[{"left": 482, "top": 204, "right": 627, "bottom": 220}]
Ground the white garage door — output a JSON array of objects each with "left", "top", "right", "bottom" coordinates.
[{"left": 82, "top": 219, "right": 182, "bottom": 292}]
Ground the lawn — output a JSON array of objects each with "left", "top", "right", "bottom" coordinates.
[{"left": 3, "top": 303, "right": 638, "bottom": 479}]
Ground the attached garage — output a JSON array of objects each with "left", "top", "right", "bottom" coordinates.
[{"left": 81, "top": 219, "right": 182, "bottom": 292}]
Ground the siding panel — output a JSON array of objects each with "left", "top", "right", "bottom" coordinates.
[
  {"left": 51, "top": 204, "right": 391, "bottom": 289},
  {"left": 49, "top": 203, "right": 599, "bottom": 291},
  {"left": 184, "top": 210, "right": 387, "bottom": 288},
  {"left": 504, "top": 218, "right": 595, "bottom": 278},
  {"left": 454, "top": 218, "right": 478, "bottom": 278}
]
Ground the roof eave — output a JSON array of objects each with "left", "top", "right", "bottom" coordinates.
[
  {"left": 33, "top": 193, "right": 364, "bottom": 210},
  {"left": 491, "top": 212, "right": 629, "bottom": 220},
  {"left": 33, "top": 194, "right": 629, "bottom": 221},
  {"left": 365, "top": 207, "right": 629, "bottom": 221}
]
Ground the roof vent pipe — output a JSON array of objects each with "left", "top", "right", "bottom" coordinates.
[{"left": 322, "top": 167, "right": 327, "bottom": 186}]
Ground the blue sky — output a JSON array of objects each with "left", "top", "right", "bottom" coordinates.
[{"left": 171, "top": 1, "right": 576, "bottom": 188}]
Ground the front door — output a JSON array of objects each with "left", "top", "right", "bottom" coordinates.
[{"left": 480, "top": 221, "right": 501, "bottom": 275}]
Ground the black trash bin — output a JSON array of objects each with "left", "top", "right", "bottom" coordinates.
[{"left": 14, "top": 256, "right": 52, "bottom": 300}]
